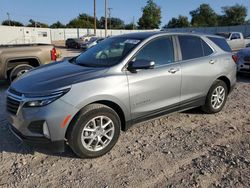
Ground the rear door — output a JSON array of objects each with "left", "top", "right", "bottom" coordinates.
[
  {"left": 126, "top": 36, "right": 181, "bottom": 120},
  {"left": 177, "top": 35, "right": 215, "bottom": 107}
]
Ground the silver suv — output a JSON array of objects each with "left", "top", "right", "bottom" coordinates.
[{"left": 6, "top": 32, "right": 236, "bottom": 158}]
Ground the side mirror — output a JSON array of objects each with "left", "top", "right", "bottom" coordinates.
[{"left": 128, "top": 59, "right": 155, "bottom": 71}]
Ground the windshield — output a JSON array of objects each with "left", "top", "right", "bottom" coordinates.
[
  {"left": 74, "top": 37, "right": 141, "bottom": 67},
  {"left": 89, "top": 37, "right": 98, "bottom": 42}
]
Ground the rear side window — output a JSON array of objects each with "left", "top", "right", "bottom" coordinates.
[
  {"left": 202, "top": 40, "right": 213, "bottom": 56},
  {"left": 178, "top": 36, "right": 213, "bottom": 60},
  {"left": 208, "top": 37, "right": 232, "bottom": 52}
]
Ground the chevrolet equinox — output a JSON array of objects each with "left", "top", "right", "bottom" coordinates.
[{"left": 6, "top": 32, "right": 236, "bottom": 158}]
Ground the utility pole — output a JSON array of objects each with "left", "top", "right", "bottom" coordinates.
[
  {"left": 133, "top": 16, "right": 135, "bottom": 30},
  {"left": 94, "top": 0, "right": 97, "bottom": 35},
  {"left": 7, "top": 12, "right": 10, "bottom": 26},
  {"left": 108, "top": 8, "right": 113, "bottom": 31},
  {"left": 105, "top": 0, "right": 107, "bottom": 37}
]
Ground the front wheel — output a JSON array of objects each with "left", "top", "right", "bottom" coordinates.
[
  {"left": 9, "top": 64, "right": 33, "bottom": 82},
  {"left": 202, "top": 80, "right": 228, "bottom": 114},
  {"left": 67, "top": 104, "right": 121, "bottom": 158}
]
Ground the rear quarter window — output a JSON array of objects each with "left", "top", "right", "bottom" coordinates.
[{"left": 208, "top": 37, "right": 232, "bottom": 52}]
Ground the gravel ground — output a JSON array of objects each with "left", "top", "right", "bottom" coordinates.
[{"left": 0, "top": 71, "right": 249, "bottom": 187}]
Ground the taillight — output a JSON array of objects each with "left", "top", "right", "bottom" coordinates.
[
  {"left": 232, "top": 54, "right": 238, "bottom": 63},
  {"left": 51, "top": 47, "right": 57, "bottom": 61}
]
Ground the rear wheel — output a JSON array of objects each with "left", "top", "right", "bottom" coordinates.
[
  {"left": 9, "top": 64, "right": 33, "bottom": 82},
  {"left": 67, "top": 104, "right": 121, "bottom": 158},
  {"left": 202, "top": 80, "right": 228, "bottom": 114}
]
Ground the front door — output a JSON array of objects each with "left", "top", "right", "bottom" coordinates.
[{"left": 126, "top": 36, "right": 181, "bottom": 120}]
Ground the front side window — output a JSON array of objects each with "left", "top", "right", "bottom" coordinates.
[
  {"left": 73, "top": 37, "right": 141, "bottom": 67},
  {"left": 134, "top": 37, "right": 174, "bottom": 66}
]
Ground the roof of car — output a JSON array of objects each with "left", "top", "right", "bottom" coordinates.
[{"left": 113, "top": 31, "right": 223, "bottom": 40}]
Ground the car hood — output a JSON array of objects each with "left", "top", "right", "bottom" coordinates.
[{"left": 10, "top": 61, "right": 108, "bottom": 94}]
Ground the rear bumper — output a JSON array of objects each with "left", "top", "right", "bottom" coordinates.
[{"left": 9, "top": 124, "right": 65, "bottom": 152}]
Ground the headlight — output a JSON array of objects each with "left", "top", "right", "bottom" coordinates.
[{"left": 24, "top": 88, "right": 70, "bottom": 107}]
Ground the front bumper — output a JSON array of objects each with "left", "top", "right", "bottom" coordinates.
[
  {"left": 9, "top": 124, "right": 65, "bottom": 152},
  {"left": 237, "top": 60, "right": 250, "bottom": 73},
  {"left": 6, "top": 96, "right": 79, "bottom": 152}
]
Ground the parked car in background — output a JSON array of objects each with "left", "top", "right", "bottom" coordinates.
[
  {"left": 80, "top": 37, "right": 104, "bottom": 51},
  {"left": 236, "top": 48, "right": 250, "bottom": 74},
  {"left": 245, "top": 35, "right": 250, "bottom": 48},
  {"left": 6, "top": 32, "right": 236, "bottom": 158},
  {"left": 0, "top": 44, "right": 57, "bottom": 82},
  {"left": 216, "top": 32, "right": 250, "bottom": 51},
  {"left": 65, "top": 38, "right": 83, "bottom": 49},
  {"left": 80, "top": 34, "right": 96, "bottom": 42}
]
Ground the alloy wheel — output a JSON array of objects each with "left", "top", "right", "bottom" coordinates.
[{"left": 81, "top": 116, "right": 115, "bottom": 152}]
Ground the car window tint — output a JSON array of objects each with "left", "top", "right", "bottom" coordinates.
[
  {"left": 202, "top": 40, "right": 213, "bottom": 56},
  {"left": 135, "top": 37, "right": 174, "bottom": 66},
  {"left": 232, "top": 33, "right": 240, "bottom": 39},
  {"left": 178, "top": 36, "right": 204, "bottom": 60},
  {"left": 208, "top": 37, "right": 232, "bottom": 52}
]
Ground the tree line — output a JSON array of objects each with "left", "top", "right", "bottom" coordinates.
[{"left": 1, "top": 0, "right": 249, "bottom": 30}]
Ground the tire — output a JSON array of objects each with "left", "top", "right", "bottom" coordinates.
[
  {"left": 202, "top": 80, "right": 228, "bottom": 114},
  {"left": 67, "top": 104, "right": 121, "bottom": 158},
  {"left": 9, "top": 64, "right": 33, "bottom": 82}
]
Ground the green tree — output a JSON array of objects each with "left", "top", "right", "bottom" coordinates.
[
  {"left": 27, "top": 19, "right": 48, "bottom": 28},
  {"left": 138, "top": 0, "right": 161, "bottom": 29},
  {"left": 50, "top": 21, "right": 65, "bottom": 28},
  {"left": 220, "top": 4, "right": 247, "bottom": 26},
  {"left": 190, "top": 4, "right": 218, "bottom": 27},
  {"left": 67, "top": 14, "right": 97, "bottom": 28},
  {"left": 99, "top": 17, "right": 125, "bottom": 29},
  {"left": 125, "top": 23, "right": 137, "bottom": 30},
  {"left": 2, "top": 20, "right": 23, "bottom": 26},
  {"left": 165, "top": 15, "right": 190, "bottom": 28}
]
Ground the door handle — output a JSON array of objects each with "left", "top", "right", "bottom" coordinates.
[
  {"left": 209, "top": 60, "right": 215, "bottom": 64},
  {"left": 168, "top": 68, "right": 180, "bottom": 74}
]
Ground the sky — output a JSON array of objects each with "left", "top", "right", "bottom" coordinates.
[{"left": 0, "top": 0, "right": 249, "bottom": 27}]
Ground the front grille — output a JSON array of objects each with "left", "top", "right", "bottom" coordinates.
[
  {"left": 6, "top": 88, "right": 23, "bottom": 115},
  {"left": 6, "top": 96, "right": 20, "bottom": 115},
  {"left": 240, "top": 68, "right": 250, "bottom": 72},
  {"left": 244, "top": 56, "right": 250, "bottom": 65}
]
